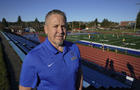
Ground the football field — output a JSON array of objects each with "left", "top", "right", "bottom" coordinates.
[{"left": 66, "top": 33, "right": 140, "bottom": 50}]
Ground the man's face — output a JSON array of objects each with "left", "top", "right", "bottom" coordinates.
[{"left": 44, "top": 14, "right": 67, "bottom": 47}]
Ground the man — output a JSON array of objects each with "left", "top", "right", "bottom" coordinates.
[{"left": 19, "top": 9, "right": 83, "bottom": 90}]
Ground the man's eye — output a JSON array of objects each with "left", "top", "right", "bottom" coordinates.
[
  {"left": 54, "top": 25, "right": 58, "bottom": 28},
  {"left": 61, "top": 25, "right": 66, "bottom": 28}
]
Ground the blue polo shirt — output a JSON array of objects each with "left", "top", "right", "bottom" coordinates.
[{"left": 20, "top": 38, "right": 81, "bottom": 90}]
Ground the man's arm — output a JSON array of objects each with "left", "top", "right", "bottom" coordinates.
[
  {"left": 77, "top": 68, "right": 83, "bottom": 90},
  {"left": 19, "top": 85, "right": 31, "bottom": 90},
  {"left": 79, "top": 73, "right": 83, "bottom": 90}
]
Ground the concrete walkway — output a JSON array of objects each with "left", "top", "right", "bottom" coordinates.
[{"left": 0, "top": 32, "right": 22, "bottom": 90}]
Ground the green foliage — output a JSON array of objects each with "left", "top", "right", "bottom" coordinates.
[
  {"left": 86, "top": 21, "right": 95, "bottom": 28},
  {"left": 67, "top": 23, "right": 72, "bottom": 30},
  {"left": 34, "top": 18, "right": 40, "bottom": 31},
  {"left": 0, "top": 22, "right": 5, "bottom": 30},
  {"left": 2, "top": 18, "right": 8, "bottom": 27},
  {"left": 17, "top": 16, "right": 23, "bottom": 26},
  {"left": 94, "top": 18, "right": 98, "bottom": 27},
  {"left": 73, "top": 21, "right": 80, "bottom": 29},
  {"left": 101, "top": 19, "right": 110, "bottom": 27},
  {"left": 68, "top": 21, "right": 87, "bottom": 30},
  {"left": 2, "top": 16, "right": 119, "bottom": 31},
  {"left": 101, "top": 18, "right": 118, "bottom": 28},
  {"left": 0, "top": 43, "right": 10, "bottom": 90},
  {"left": 17, "top": 16, "right": 22, "bottom": 23},
  {"left": 136, "top": 11, "right": 140, "bottom": 29},
  {"left": 80, "top": 24, "right": 86, "bottom": 29},
  {"left": 34, "top": 18, "right": 40, "bottom": 23}
]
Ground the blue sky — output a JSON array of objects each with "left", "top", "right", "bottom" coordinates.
[{"left": 0, "top": 0, "right": 140, "bottom": 22}]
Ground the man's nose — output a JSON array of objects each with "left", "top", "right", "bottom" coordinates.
[{"left": 58, "top": 26, "right": 63, "bottom": 33}]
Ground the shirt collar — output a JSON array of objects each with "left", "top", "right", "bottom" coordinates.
[{"left": 44, "top": 38, "right": 68, "bottom": 54}]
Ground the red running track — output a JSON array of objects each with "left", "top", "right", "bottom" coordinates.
[{"left": 77, "top": 44, "right": 140, "bottom": 80}]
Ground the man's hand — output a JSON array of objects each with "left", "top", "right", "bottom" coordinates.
[
  {"left": 19, "top": 85, "right": 32, "bottom": 90},
  {"left": 77, "top": 68, "right": 83, "bottom": 90}
]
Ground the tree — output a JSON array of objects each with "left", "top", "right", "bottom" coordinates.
[
  {"left": 80, "top": 24, "right": 86, "bottom": 29},
  {"left": 17, "top": 16, "right": 22, "bottom": 25},
  {"left": 72, "top": 21, "right": 80, "bottom": 29},
  {"left": 136, "top": 11, "right": 140, "bottom": 29},
  {"left": 2, "top": 18, "right": 8, "bottom": 27},
  {"left": 34, "top": 18, "right": 39, "bottom": 23},
  {"left": 34, "top": 18, "right": 40, "bottom": 31},
  {"left": 0, "top": 22, "right": 5, "bottom": 30},
  {"left": 86, "top": 21, "right": 94, "bottom": 28},
  {"left": 101, "top": 19, "right": 110, "bottom": 28},
  {"left": 94, "top": 18, "right": 98, "bottom": 27},
  {"left": 67, "top": 22, "right": 72, "bottom": 31}
]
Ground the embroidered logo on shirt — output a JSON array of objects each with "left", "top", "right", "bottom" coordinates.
[
  {"left": 70, "top": 51, "right": 77, "bottom": 60},
  {"left": 48, "top": 63, "right": 54, "bottom": 67},
  {"left": 71, "top": 56, "right": 77, "bottom": 60}
]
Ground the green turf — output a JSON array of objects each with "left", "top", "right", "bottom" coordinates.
[{"left": 66, "top": 33, "right": 140, "bottom": 50}]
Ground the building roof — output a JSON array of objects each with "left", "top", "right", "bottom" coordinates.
[{"left": 120, "top": 21, "right": 136, "bottom": 26}]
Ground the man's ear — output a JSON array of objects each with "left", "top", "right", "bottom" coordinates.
[{"left": 44, "top": 25, "right": 48, "bottom": 34}]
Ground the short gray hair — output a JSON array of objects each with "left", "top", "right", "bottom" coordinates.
[{"left": 45, "top": 9, "right": 67, "bottom": 25}]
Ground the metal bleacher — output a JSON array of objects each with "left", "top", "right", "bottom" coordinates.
[
  {"left": 82, "top": 65, "right": 129, "bottom": 88},
  {"left": 4, "top": 32, "right": 39, "bottom": 54}
]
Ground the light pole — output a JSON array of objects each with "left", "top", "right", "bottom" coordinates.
[{"left": 134, "top": 19, "right": 136, "bottom": 32}]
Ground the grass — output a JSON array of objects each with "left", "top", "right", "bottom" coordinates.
[
  {"left": 66, "top": 33, "right": 140, "bottom": 49},
  {"left": 88, "top": 29, "right": 139, "bottom": 33},
  {"left": 0, "top": 43, "right": 10, "bottom": 90},
  {"left": 38, "top": 33, "right": 47, "bottom": 37}
]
